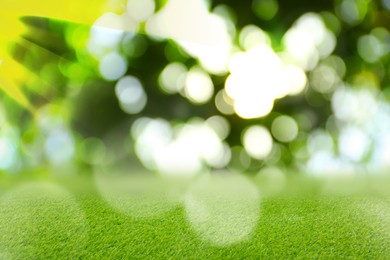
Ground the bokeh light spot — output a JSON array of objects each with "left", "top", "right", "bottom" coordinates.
[
  {"left": 206, "top": 115, "right": 230, "bottom": 140},
  {"left": 226, "top": 46, "right": 289, "bottom": 118},
  {"left": 155, "top": 141, "right": 203, "bottom": 178},
  {"left": 271, "top": 115, "right": 299, "bottom": 142},
  {"left": 126, "top": 0, "right": 155, "bottom": 22},
  {"left": 242, "top": 125, "right": 273, "bottom": 160},
  {"left": 215, "top": 90, "right": 235, "bottom": 115},
  {"left": 115, "top": 76, "right": 147, "bottom": 114},
  {"left": 184, "top": 67, "right": 214, "bottom": 104},
  {"left": 332, "top": 86, "right": 378, "bottom": 123},
  {"left": 239, "top": 25, "right": 271, "bottom": 51},
  {"left": 357, "top": 30, "right": 389, "bottom": 63},
  {"left": 88, "top": 12, "right": 138, "bottom": 58},
  {"left": 233, "top": 95, "right": 274, "bottom": 119},
  {"left": 310, "top": 64, "right": 339, "bottom": 94},
  {"left": 132, "top": 118, "right": 172, "bottom": 170},
  {"left": 307, "top": 130, "right": 334, "bottom": 155},
  {"left": 99, "top": 52, "right": 128, "bottom": 81},
  {"left": 321, "top": 11, "right": 341, "bottom": 34},
  {"left": 158, "top": 62, "right": 187, "bottom": 94},
  {"left": 44, "top": 128, "right": 75, "bottom": 165},
  {"left": 338, "top": 127, "right": 370, "bottom": 162},
  {"left": 335, "top": 0, "right": 367, "bottom": 25},
  {"left": 252, "top": 0, "right": 279, "bottom": 21},
  {"left": 121, "top": 34, "right": 149, "bottom": 58},
  {"left": 284, "top": 64, "right": 307, "bottom": 95},
  {"left": 282, "top": 13, "right": 335, "bottom": 70}
]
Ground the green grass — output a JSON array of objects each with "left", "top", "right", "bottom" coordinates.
[{"left": 1, "top": 174, "right": 390, "bottom": 259}]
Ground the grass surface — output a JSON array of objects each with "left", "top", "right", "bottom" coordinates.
[{"left": 1, "top": 174, "right": 390, "bottom": 259}]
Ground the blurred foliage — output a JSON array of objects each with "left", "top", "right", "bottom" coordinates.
[{"left": 1, "top": 0, "right": 390, "bottom": 177}]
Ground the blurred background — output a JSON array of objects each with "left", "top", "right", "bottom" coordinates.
[{"left": 1, "top": 0, "right": 390, "bottom": 179}]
